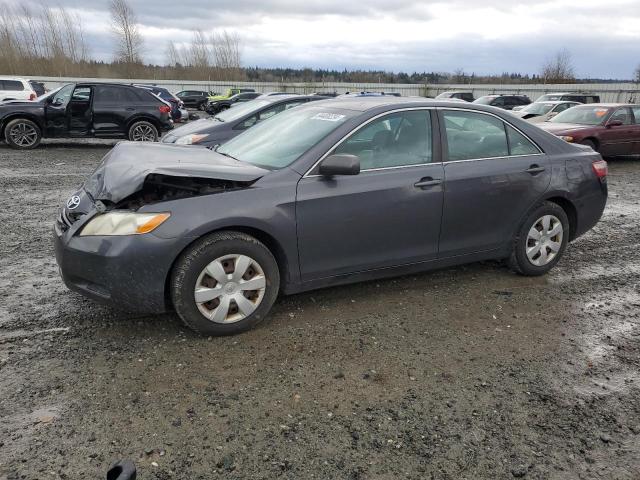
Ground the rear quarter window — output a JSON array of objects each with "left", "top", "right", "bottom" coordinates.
[{"left": 2, "top": 80, "right": 24, "bottom": 91}]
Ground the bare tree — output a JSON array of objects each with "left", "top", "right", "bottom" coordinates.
[
  {"left": 212, "top": 31, "right": 242, "bottom": 70},
  {"left": 0, "top": 3, "right": 89, "bottom": 76},
  {"left": 541, "top": 49, "right": 575, "bottom": 84},
  {"left": 190, "top": 29, "right": 211, "bottom": 69},
  {"left": 635, "top": 65, "right": 640, "bottom": 83},
  {"left": 165, "top": 41, "right": 182, "bottom": 67},
  {"left": 109, "top": 0, "right": 143, "bottom": 64}
]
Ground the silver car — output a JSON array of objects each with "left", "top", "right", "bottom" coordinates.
[{"left": 512, "top": 101, "right": 581, "bottom": 123}]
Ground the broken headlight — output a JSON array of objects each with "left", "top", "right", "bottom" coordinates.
[{"left": 79, "top": 212, "right": 170, "bottom": 236}]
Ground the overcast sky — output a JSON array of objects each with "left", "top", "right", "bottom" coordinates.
[{"left": 21, "top": 0, "right": 640, "bottom": 78}]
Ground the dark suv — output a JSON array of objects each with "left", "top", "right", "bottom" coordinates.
[
  {"left": 175, "top": 90, "right": 211, "bottom": 110},
  {"left": 436, "top": 91, "right": 475, "bottom": 102},
  {"left": 0, "top": 83, "right": 173, "bottom": 149},
  {"left": 536, "top": 92, "right": 600, "bottom": 104},
  {"left": 206, "top": 92, "right": 261, "bottom": 115},
  {"left": 473, "top": 94, "right": 531, "bottom": 110}
]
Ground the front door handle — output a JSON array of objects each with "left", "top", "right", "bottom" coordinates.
[
  {"left": 414, "top": 177, "right": 442, "bottom": 188},
  {"left": 525, "top": 165, "right": 546, "bottom": 175}
]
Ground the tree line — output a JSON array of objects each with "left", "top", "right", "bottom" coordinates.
[{"left": 0, "top": 1, "right": 635, "bottom": 84}]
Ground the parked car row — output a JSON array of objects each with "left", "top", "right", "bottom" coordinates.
[{"left": 2, "top": 78, "right": 638, "bottom": 158}]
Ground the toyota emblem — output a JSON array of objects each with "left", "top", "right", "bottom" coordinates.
[{"left": 66, "top": 195, "right": 81, "bottom": 210}]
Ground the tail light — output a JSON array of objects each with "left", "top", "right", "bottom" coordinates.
[
  {"left": 592, "top": 159, "right": 608, "bottom": 179},
  {"left": 158, "top": 105, "right": 171, "bottom": 114},
  {"left": 29, "top": 93, "right": 36, "bottom": 100}
]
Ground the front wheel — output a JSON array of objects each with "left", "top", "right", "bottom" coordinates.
[
  {"left": 170, "top": 231, "right": 280, "bottom": 336},
  {"left": 198, "top": 102, "right": 206, "bottom": 111},
  {"left": 128, "top": 121, "right": 158, "bottom": 142},
  {"left": 4, "top": 118, "right": 42, "bottom": 149},
  {"left": 508, "top": 201, "right": 570, "bottom": 276}
]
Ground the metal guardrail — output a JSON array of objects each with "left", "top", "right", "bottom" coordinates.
[{"left": 29, "top": 76, "right": 640, "bottom": 103}]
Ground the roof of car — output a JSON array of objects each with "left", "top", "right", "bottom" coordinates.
[
  {"left": 481, "top": 94, "right": 529, "bottom": 97},
  {"left": 543, "top": 92, "right": 597, "bottom": 95},
  {"left": 572, "top": 103, "right": 638, "bottom": 108},
  {"left": 255, "top": 94, "right": 318, "bottom": 102},
  {"left": 309, "top": 96, "right": 513, "bottom": 112},
  {"left": 533, "top": 100, "right": 582, "bottom": 105}
]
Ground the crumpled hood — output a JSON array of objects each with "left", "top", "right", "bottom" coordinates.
[{"left": 83, "top": 142, "right": 268, "bottom": 203}]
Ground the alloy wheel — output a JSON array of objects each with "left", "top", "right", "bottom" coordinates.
[
  {"left": 9, "top": 122, "right": 38, "bottom": 147},
  {"left": 526, "top": 215, "right": 563, "bottom": 266},
  {"left": 194, "top": 254, "right": 267, "bottom": 324},
  {"left": 131, "top": 124, "right": 156, "bottom": 141}
]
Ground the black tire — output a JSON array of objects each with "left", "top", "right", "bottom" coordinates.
[
  {"left": 170, "top": 231, "right": 280, "bottom": 336},
  {"left": 4, "top": 118, "right": 42, "bottom": 149},
  {"left": 508, "top": 201, "right": 570, "bottom": 276},
  {"left": 580, "top": 139, "right": 598, "bottom": 152},
  {"left": 128, "top": 120, "right": 158, "bottom": 142},
  {"left": 197, "top": 102, "right": 206, "bottom": 111}
]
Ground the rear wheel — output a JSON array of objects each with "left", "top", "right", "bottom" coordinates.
[
  {"left": 4, "top": 118, "right": 42, "bottom": 149},
  {"left": 128, "top": 121, "right": 158, "bottom": 142},
  {"left": 198, "top": 102, "right": 206, "bottom": 111},
  {"left": 508, "top": 201, "right": 569, "bottom": 276},
  {"left": 170, "top": 231, "right": 280, "bottom": 336}
]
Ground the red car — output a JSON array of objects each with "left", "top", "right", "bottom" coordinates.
[{"left": 539, "top": 103, "right": 640, "bottom": 156}]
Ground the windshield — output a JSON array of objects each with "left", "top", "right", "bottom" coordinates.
[
  {"left": 521, "top": 103, "right": 554, "bottom": 115},
  {"left": 217, "top": 106, "right": 354, "bottom": 169},
  {"left": 550, "top": 105, "right": 611, "bottom": 125},
  {"left": 215, "top": 100, "right": 271, "bottom": 122},
  {"left": 473, "top": 96, "right": 494, "bottom": 105}
]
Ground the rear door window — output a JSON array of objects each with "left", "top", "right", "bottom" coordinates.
[
  {"left": 2, "top": 80, "right": 24, "bottom": 91},
  {"left": 506, "top": 125, "right": 540, "bottom": 156},
  {"left": 443, "top": 110, "right": 509, "bottom": 160},
  {"left": 94, "top": 86, "right": 147, "bottom": 105}
]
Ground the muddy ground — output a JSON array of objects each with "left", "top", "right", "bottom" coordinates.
[{"left": 0, "top": 140, "right": 639, "bottom": 480}]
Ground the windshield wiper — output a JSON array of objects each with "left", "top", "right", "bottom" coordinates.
[{"left": 216, "top": 150, "right": 239, "bottom": 161}]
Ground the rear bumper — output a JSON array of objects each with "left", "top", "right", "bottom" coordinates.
[
  {"left": 54, "top": 224, "right": 190, "bottom": 313},
  {"left": 574, "top": 183, "right": 608, "bottom": 239}
]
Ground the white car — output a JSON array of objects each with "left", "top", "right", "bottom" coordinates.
[{"left": 0, "top": 77, "right": 38, "bottom": 102}]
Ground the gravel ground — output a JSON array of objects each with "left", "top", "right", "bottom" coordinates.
[{"left": 0, "top": 140, "right": 639, "bottom": 480}]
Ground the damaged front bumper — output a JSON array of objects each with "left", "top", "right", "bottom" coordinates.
[{"left": 54, "top": 204, "right": 191, "bottom": 313}]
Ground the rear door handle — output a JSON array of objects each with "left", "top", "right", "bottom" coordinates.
[
  {"left": 525, "top": 165, "right": 546, "bottom": 175},
  {"left": 414, "top": 178, "right": 442, "bottom": 188}
]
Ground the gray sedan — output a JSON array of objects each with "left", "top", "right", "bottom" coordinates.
[
  {"left": 55, "top": 97, "right": 608, "bottom": 336},
  {"left": 161, "top": 95, "right": 320, "bottom": 147}
]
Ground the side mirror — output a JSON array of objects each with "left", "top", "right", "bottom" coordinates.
[
  {"left": 607, "top": 119, "right": 623, "bottom": 128},
  {"left": 318, "top": 154, "right": 360, "bottom": 176},
  {"left": 547, "top": 112, "right": 558, "bottom": 118}
]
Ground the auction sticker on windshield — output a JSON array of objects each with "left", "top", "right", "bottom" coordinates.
[{"left": 312, "top": 113, "right": 346, "bottom": 122}]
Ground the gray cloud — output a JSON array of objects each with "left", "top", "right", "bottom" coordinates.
[{"left": 9, "top": 0, "right": 640, "bottom": 78}]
